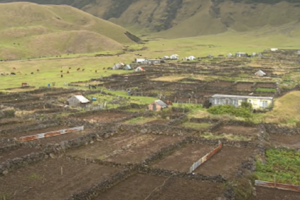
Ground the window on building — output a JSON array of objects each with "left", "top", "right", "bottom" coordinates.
[{"left": 260, "top": 101, "right": 268, "bottom": 108}]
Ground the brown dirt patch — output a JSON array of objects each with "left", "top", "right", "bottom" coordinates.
[
  {"left": 0, "top": 157, "right": 121, "bottom": 200},
  {"left": 269, "top": 135, "right": 300, "bottom": 149},
  {"left": 194, "top": 146, "right": 254, "bottom": 179},
  {"left": 213, "top": 125, "right": 258, "bottom": 137},
  {"left": 145, "top": 120, "right": 169, "bottom": 125},
  {"left": 249, "top": 187, "right": 300, "bottom": 200},
  {"left": 67, "top": 133, "right": 183, "bottom": 164},
  {"left": 152, "top": 143, "right": 215, "bottom": 172},
  {"left": 235, "top": 83, "right": 253, "bottom": 91},
  {"left": 93, "top": 173, "right": 166, "bottom": 200},
  {"left": 76, "top": 112, "right": 130, "bottom": 123},
  {"left": 0, "top": 147, "right": 40, "bottom": 163},
  {"left": 1, "top": 126, "right": 69, "bottom": 139},
  {"left": 94, "top": 174, "right": 224, "bottom": 200}
]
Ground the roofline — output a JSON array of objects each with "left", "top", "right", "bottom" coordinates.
[{"left": 210, "top": 94, "right": 273, "bottom": 100}]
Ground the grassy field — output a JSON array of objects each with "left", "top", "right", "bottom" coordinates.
[
  {"left": 255, "top": 149, "right": 300, "bottom": 185},
  {"left": 0, "top": 2, "right": 135, "bottom": 59}
]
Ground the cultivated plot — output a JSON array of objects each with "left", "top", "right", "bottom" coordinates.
[
  {"left": 67, "top": 132, "right": 183, "bottom": 164},
  {"left": 0, "top": 157, "right": 121, "bottom": 200},
  {"left": 194, "top": 146, "right": 254, "bottom": 179},
  {"left": 152, "top": 143, "right": 215, "bottom": 172},
  {"left": 93, "top": 174, "right": 224, "bottom": 200},
  {"left": 73, "top": 112, "right": 131, "bottom": 123}
]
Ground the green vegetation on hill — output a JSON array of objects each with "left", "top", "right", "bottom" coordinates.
[
  {"left": 1, "top": 0, "right": 300, "bottom": 38},
  {"left": 255, "top": 149, "right": 300, "bottom": 185},
  {"left": 0, "top": 2, "right": 139, "bottom": 59}
]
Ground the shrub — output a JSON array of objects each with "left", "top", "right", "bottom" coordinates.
[{"left": 208, "top": 104, "right": 253, "bottom": 119}]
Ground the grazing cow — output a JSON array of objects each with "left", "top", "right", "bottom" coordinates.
[
  {"left": 82, "top": 69, "right": 85, "bottom": 72},
  {"left": 22, "top": 82, "right": 28, "bottom": 87},
  {"left": 11, "top": 72, "right": 16, "bottom": 75},
  {"left": 77, "top": 68, "right": 80, "bottom": 71},
  {"left": 1, "top": 72, "right": 4, "bottom": 76},
  {"left": 61, "top": 74, "right": 63, "bottom": 78},
  {"left": 95, "top": 70, "right": 97, "bottom": 73},
  {"left": 67, "top": 71, "right": 69, "bottom": 74},
  {"left": 60, "top": 70, "right": 63, "bottom": 73},
  {"left": 37, "top": 69, "right": 39, "bottom": 72},
  {"left": 89, "top": 85, "right": 96, "bottom": 89},
  {"left": 31, "top": 72, "right": 34, "bottom": 75},
  {"left": 12, "top": 67, "right": 16, "bottom": 70},
  {"left": 69, "top": 67, "right": 71, "bottom": 69},
  {"left": 103, "top": 67, "right": 106, "bottom": 70}
]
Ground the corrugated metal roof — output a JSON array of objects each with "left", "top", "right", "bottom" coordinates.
[
  {"left": 154, "top": 100, "right": 168, "bottom": 108},
  {"left": 74, "top": 95, "right": 90, "bottom": 103},
  {"left": 211, "top": 94, "right": 273, "bottom": 100}
]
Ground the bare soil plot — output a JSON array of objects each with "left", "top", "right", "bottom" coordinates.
[
  {"left": 67, "top": 133, "right": 183, "bottom": 164},
  {"left": 0, "top": 121, "right": 37, "bottom": 132},
  {"left": 152, "top": 143, "right": 215, "bottom": 172},
  {"left": 0, "top": 147, "right": 40, "bottom": 163},
  {"left": 235, "top": 82, "right": 253, "bottom": 91},
  {"left": 0, "top": 126, "right": 66, "bottom": 139},
  {"left": 0, "top": 157, "right": 121, "bottom": 200},
  {"left": 150, "top": 177, "right": 224, "bottom": 200},
  {"left": 212, "top": 125, "right": 258, "bottom": 137},
  {"left": 249, "top": 187, "right": 300, "bottom": 200},
  {"left": 194, "top": 146, "right": 254, "bottom": 179},
  {"left": 211, "top": 81, "right": 233, "bottom": 87},
  {"left": 33, "top": 129, "right": 92, "bottom": 145},
  {"left": 74, "top": 112, "right": 131, "bottom": 123},
  {"left": 269, "top": 135, "right": 300, "bottom": 149},
  {"left": 93, "top": 173, "right": 166, "bottom": 200},
  {"left": 94, "top": 174, "right": 224, "bottom": 200}
]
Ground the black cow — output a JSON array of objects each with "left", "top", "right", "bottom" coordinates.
[{"left": 10, "top": 72, "right": 16, "bottom": 75}]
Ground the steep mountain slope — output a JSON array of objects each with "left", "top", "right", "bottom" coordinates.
[
  {"left": 0, "top": 0, "right": 300, "bottom": 38},
  {"left": 0, "top": 2, "right": 138, "bottom": 59}
]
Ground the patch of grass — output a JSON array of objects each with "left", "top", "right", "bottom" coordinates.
[
  {"left": 255, "top": 88, "right": 276, "bottom": 93},
  {"left": 200, "top": 132, "right": 252, "bottom": 141},
  {"left": 123, "top": 116, "right": 158, "bottom": 124},
  {"left": 29, "top": 173, "right": 41, "bottom": 180},
  {"left": 260, "top": 91, "right": 300, "bottom": 125},
  {"left": 255, "top": 149, "right": 300, "bottom": 185},
  {"left": 181, "top": 122, "right": 211, "bottom": 130}
]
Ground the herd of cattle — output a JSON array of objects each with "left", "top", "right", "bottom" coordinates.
[{"left": 0, "top": 66, "right": 109, "bottom": 76}]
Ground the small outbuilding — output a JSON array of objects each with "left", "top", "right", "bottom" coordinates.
[
  {"left": 255, "top": 70, "right": 266, "bottom": 77},
  {"left": 148, "top": 100, "right": 168, "bottom": 111},
  {"left": 67, "top": 95, "right": 90, "bottom": 107},
  {"left": 227, "top": 53, "right": 233, "bottom": 58},
  {"left": 135, "top": 58, "right": 146, "bottom": 63},
  {"left": 297, "top": 50, "right": 300, "bottom": 56},
  {"left": 235, "top": 52, "right": 248, "bottom": 57},
  {"left": 135, "top": 66, "right": 145, "bottom": 72},
  {"left": 170, "top": 54, "right": 179, "bottom": 60},
  {"left": 270, "top": 48, "right": 278, "bottom": 52},
  {"left": 112, "top": 63, "right": 124, "bottom": 70}
]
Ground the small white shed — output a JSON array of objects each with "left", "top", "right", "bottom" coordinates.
[{"left": 67, "top": 95, "right": 90, "bottom": 107}]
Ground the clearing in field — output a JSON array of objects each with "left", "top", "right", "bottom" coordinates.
[
  {"left": 151, "top": 143, "right": 215, "bottom": 172},
  {"left": 0, "top": 157, "right": 121, "bottom": 200},
  {"left": 67, "top": 132, "right": 183, "bottom": 164},
  {"left": 93, "top": 173, "right": 224, "bottom": 200},
  {"left": 212, "top": 125, "right": 258, "bottom": 137},
  {"left": 194, "top": 146, "right": 254, "bottom": 179},
  {"left": 73, "top": 112, "right": 131, "bottom": 123}
]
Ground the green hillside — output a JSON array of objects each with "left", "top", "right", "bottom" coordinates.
[
  {"left": 0, "top": 2, "right": 138, "bottom": 59},
  {"left": 1, "top": 0, "right": 300, "bottom": 38}
]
